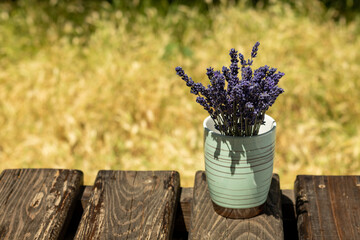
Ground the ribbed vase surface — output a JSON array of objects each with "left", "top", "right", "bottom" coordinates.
[{"left": 203, "top": 115, "right": 276, "bottom": 209}]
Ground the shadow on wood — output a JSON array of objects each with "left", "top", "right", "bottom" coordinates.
[{"left": 189, "top": 171, "right": 283, "bottom": 239}]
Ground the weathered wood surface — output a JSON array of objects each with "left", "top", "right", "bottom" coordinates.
[
  {"left": 295, "top": 175, "right": 360, "bottom": 240},
  {"left": 75, "top": 170, "right": 180, "bottom": 240},
  {"left": 80, "top": 186, "right": 298, "bottom": 240},
  {"left": 81, "top": 185, "right": 92, "bottom": 210},
  {"left": 0, "top": 168, "right": 83, "bottom": 240},
  {"left": 189, "top": 171, "right": 283, "bottom": 240}
]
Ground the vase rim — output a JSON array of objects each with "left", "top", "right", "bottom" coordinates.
[{"left": 203, "top": 114, "right": 276, "bottom": 138}]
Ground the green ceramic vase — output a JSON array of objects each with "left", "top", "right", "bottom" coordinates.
[{"left": 203, "top": 114, "right": 276, "bottom": 209}]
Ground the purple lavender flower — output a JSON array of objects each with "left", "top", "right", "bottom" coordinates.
[
  {"left": 229, "top": 48, "right": 240, "bottom": 76},
  {"left": 175, "top": 66, "right": 195, "bottom": 88},
  {"left": 241, "top": 67, "right": 252, "bottom": 81},
  {"left": 175, "top": 42, "right": 284, "bottom": 136},
  {"left": 239, "top": 53, "right": 247, "bottom": 67},
  {"left": 222, "top": 66, "right": 231, "bottom": 82},
  {"left": 196, "top": 96, "right": 212, "bottom": 114},
  {"left": 176, "top": 66, "right": 206, "bottom": 96},
  {"left": 190, "top": 83, "right": 204, "bottom": 95},
  {"left": 251, "top": 42, "right": 260, "bottom": 58}
]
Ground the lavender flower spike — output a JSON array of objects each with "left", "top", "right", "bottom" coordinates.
[
  {"left": 239, "top": 53, "right": 247, "bottom": 67},
  {"left": 251, "top": 42, "right": 260, "bottom": 58}
]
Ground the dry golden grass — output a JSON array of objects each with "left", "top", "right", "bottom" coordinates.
[{"left": 0, "top": 1, "right": 359, "bottom": 188}]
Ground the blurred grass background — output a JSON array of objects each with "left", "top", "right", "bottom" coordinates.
[{"left": 1, "top": 0, "right": 359, "bottom": 188}]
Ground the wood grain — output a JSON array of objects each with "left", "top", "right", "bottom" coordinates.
[
  {"left": 0, "top": 168, "right": 83, "bottom": 240},
  {"left": 189, "top": 171, "right": 283, "bottom": 240},
  {"left": 295, "top": 175, "right": 360, "bottom": 240},
  {"left": 75, "top": 170, "right": 180, "bottom": 240}
]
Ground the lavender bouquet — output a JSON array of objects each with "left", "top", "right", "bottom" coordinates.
[{"left": 175, "top": 42, "right": 284, "bottom": 137}]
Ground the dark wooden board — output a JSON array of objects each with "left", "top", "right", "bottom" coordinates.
[
  {"left": 75, "top": 170, "right": 180, "bottom": 239},
  {"left": 295, "top": 175, "right": 360, "bottom": 240},
  {"left": 189, "top": 171, "right": 283, "bottom": 239},
  {"left": 0, "top": 168, "right": 83, "bottom": 240}
]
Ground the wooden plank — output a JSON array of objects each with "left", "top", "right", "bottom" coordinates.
[
  {"left": 75, "top": 170, "right": 180, "bottom": 240},
  {"left": 295, "top": 175, "right": 360, "bottom": 240},
  {"left": 80, "top": 185, "right": 192, "bottom": 239},
  {"left": 189, "top": 171, "right": 283, "bottom": 239},
  {"left": 0, "top": 168, "right": 83, "bottom": 240}
]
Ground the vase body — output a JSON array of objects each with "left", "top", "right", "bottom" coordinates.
[{"left": 203, "top": 115, "right": 276, "bottom": 211}]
